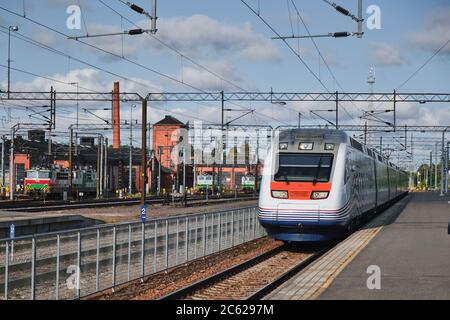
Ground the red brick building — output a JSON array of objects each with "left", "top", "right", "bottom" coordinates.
[
  {"left": 149, "top": 115, "right": 260, "bottom": 194},
  {"left": 150, "top": 116, "right": 187, "bottom": 193}
]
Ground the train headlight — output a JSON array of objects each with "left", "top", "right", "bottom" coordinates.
[
  {"left": 279, "top": 142, "right": 288, "bottom": 150},
  {"left": 311, "top": 191, "right": 329, "bottom": 199},
  {"left": 299, "top": 142, "right": 314, "bottom": 150},
  {"left": 324, "top": 143, "right": 335, "bottom": 150},
  {"left": 271, "top": 190, "right": 288, "bottom": 199}
]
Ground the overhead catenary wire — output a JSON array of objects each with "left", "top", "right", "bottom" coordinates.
[
  {"left": 0, "top": 5, "right": 205, "bottom": 93},
  {"left": 367, "top": 38, "right": 450, "bottom": 135},
  {"left": 0, "top": 26, "right": 161, "bottom": 93},
  {"left": 0, "top": 63, "right": 95, "bottom": 92},
  {"left": 77, "top": 0, "right": 90, "bottom": 36},
  {"left": 107, "top": 0, "right": 248, "bottom": 92},
  {"left": 288, "top": 0, "right": 363, "bottom": 125},
  {"left": 0, "top": 25, "right": 243, "bottom": 123},
  {"left": 241, "top": 0, "right": 358, "bottom": 127},
  {"left": 240, "top": 0, "right": 328, "bottom": 92},
  {"left": 2, "top": 5, "right": 287, "bottom": 126},
  {"left": 397, "top": 39, "right": 450, "bottom": 90}
]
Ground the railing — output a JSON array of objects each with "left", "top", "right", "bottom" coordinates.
[{"left": 0, "top": 206, "right": 264, "bottom": 300}]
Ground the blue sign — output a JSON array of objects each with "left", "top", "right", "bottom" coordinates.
[
  {"left": 10, "top": 224, "right": 15, "bottom": 239},
  {"left": 140, "top": 205, "right": 147, "bottom": 223}
]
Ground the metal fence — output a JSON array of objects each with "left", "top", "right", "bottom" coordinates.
[{"left": 0, "top": 206, "right": 264, "bottom": 300}]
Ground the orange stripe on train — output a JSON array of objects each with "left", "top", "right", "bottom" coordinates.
[{"left": 270, "top": 181, "right": 332, "bottom": 200}]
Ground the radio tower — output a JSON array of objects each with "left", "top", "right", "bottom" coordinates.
[{"left": 367, "top": 66, "right": 376, "bottom": 145}]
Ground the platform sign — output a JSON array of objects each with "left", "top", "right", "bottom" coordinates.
[
  {"left": 9, "top": 224, "right": 15, "bottom": 239},
  {"left": 140, "top": 205, "right": 147, "bottom": 223}
]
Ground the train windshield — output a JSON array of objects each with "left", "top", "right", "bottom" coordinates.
[
  {"left": 275, "top": 153, "right": 333, "bottom": 182},
  {"left": 26, "top": 170, "right": 50, "bottom": 179}
]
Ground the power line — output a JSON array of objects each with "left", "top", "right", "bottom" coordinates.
[
  {"left": 241, "top": 0, "right": 358, "bottom": 126},
  {"left": 1, "top": 24, "right": 247, "bottom": 123},
  {"left": 398, "top": 38, "right": 450, "bottom": 90},
  {"left": 0, "top": 5, "right": 204, "bottom": 92},
  {"left": 289, "top": 0, "right": 363, "bottom": 124},
  {"left": 102, "top": 0, "right": 248, "bottom": 91},
  {"left": 0, "top": 26, "right": 161, "bottom": 92},
  {"left": 0, "top": 63, "right": 91, "bottom": 92},
  {"left": 367, "top": 38, "right": 450, "bottom": 134},
  {"left": 77, "top": 0, "right": 90, "bottom": 36},
  {"left": 240, "top": 0, "right": 328, "bottom": 92},
  {"left": 1, "top": 4, "right": 322, "bottom": 127}
]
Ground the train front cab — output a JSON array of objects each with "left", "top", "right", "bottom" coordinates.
[{"left": 258, "top": 130, "right": 350, "bottom": 242}]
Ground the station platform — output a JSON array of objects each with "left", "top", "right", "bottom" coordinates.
[
  {"left": 265, "top": 191, "right": 450, "bottom": 300},
  {"left": 0, "top": 211, "right": 102, "bottom": 238}
]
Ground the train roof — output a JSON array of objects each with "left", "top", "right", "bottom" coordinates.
[
  {"left": 277, "top": 128, "right": 407, "bottom": 173},
  {"left": 277, "top": 128, "right": 349, "bottom": 143}
]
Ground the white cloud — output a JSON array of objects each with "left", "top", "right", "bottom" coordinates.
[
  {"left": 395, "top": 102, "right": 450, "bottom": 127},
  {"left": 0, "top": 68, "right": 163, "bottom": 131},
  {"left": 179, "top": 61, "right": 247, "bottom": 91},
  {"left": 155, "top": 15, "right": 281, "bottom": 62},
  {"left": 369, "top": 43, "right": 407, "bottom": 66},
  {"left": 409, "top": 7, "right": 450, "bottom": 55},
  {"left": 60, "top": 15, "right": 281, "bottom": 63}
]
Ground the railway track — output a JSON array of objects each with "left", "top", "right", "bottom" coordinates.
[
  {"left": 1, "top": 195, "right": 257, "bottom": 212},
  {"left": 159, "top": 243, "right": 331, "bottom": 300},
  {"left": 0, "top": 213, "right": 256, "bottom": 299}
]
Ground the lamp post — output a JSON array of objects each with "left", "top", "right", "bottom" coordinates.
[
  {"left": 9, "top": 124, "right": 19, "bottom": 200},
  {"left": 435, "top": 142, "right": 438, "bottom": 191},
  {"left": 446, "top": 141, "right": 449, "bottom": 193},
  {"left": 7, "top": 26, "right": 19, "bottom": 99},
  {"left": 440, "top": 129, "right": 447, "bottom": 196}
]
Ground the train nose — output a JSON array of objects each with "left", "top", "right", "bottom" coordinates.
[{"left": 276, "top": 203, "right": 319, "bottom": 225}]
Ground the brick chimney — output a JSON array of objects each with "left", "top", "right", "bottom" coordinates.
[{"left": 113, "top": 81, "right": 120, "bottom": 149}]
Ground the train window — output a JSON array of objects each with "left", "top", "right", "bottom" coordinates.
[
  {"left": 344, "top": 155, "right": 352, "bottom": 184},
  {"left": 350, "top": 138, "right": 364, "bottom": 152},
  {"left": 26, "top": 171, "right": 38, "bottom": 179},
  {"left": 275, "top": 153, "right": 333, "bottom": 183},
  {"left": 38, "top": 171, "right": 50, "bottom": 179}
]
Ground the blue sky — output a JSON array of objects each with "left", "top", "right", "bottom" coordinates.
[
  {"left": 0, "top": 0, "right": 449, "bottom": 166},
  {"left": 1, "top": 0, "right": 448, "bottom": 92}
]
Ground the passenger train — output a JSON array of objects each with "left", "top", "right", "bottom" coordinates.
[{"left": 258, "top": 129, "right": 409, "bottom": 242}]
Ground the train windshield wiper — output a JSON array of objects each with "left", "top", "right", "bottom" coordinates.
[{"left": 312, "top": 156, "right": 323, "bottom": 185}]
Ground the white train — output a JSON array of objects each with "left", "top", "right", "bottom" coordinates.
[{"left": 258, "top": 129, "right": 409, "bottom": 242}]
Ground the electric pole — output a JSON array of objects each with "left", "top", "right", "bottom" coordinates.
[
  {"left": 69, "top": 127, "right": 73, "bottom": 200},
  {"left": 129, "top": 104, "right": 135, "bottom": 195},
  {"left": 141, "top": 99, "right": 147, "bottom": 205}
]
